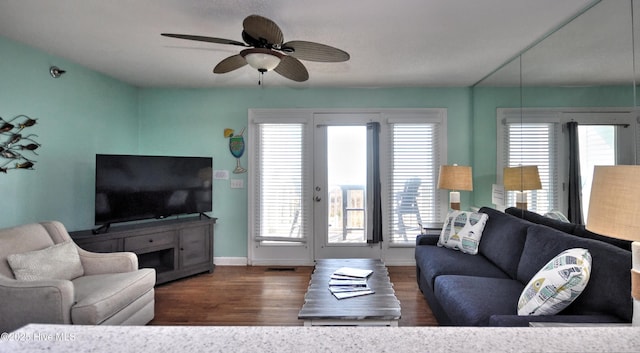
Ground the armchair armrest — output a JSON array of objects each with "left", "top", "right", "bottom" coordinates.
[
  {"left": 0, "top": 276, "right": 74, "bottom": 332},
  {"left": 76, "top": 247, "right": 138, "bottom": 275}
]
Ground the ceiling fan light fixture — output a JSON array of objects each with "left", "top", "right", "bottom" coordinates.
[{"left": 241, "top": 48, "right": 282, "bottom": 72}]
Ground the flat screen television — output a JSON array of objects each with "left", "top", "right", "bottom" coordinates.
[{"left": 94, "top": 154, "right": 212, "bottom": 231}]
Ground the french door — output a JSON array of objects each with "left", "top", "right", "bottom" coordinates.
[
  {"left": 248, "top": 109, "right": 447, "bottom": 266},
  {"left": 313, "top": 113, "right": 382, "bottom": 259}
]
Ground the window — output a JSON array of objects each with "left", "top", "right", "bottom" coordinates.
[
  {"left": 252, "top": 123, "right": 307, "bottom": 243},
  {"left": 503, "top": 122, "right": 559, "bottom": 214},
  {"left": 387, "top": 121, "right": 445, "bottom": 244},
  {"left": 578, "top": 126, "right": 615, "bottom": 217},
  {"left": 498, "top": 108, "right": 637, "bottom": 218}
]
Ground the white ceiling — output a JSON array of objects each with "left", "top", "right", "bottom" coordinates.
[{"left": 0, "top": 0, "right": 596, "bottom": 88}]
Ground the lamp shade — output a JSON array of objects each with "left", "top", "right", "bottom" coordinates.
[
  {"left": 503, "top": 166, "right": 542, "bottom": 191},
  {"left": 241, "top": 48, "right": 282, "bottom": 72},
  {"left": 437, "top": 165, "right": 473, "bottom": 191},
  {"left": 586, "top": 165, "right": 640, "bottom": 241}
]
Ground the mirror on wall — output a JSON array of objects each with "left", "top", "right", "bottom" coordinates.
[
  {"left": 472, "top": 0, "right": 639, "bottom": 213},
  {"left": 520, "top": 0, "right": 635, "bottom": 106}
]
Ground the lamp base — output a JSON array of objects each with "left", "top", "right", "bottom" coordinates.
[
  {"left": 449, "top": 191, "right": 461, "bottom": 211},
  {"left": 515, "top": 191, "right": 528, "bottom": 210}
]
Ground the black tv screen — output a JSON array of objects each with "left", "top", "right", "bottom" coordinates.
[{"left": 95, "top": 154, "right": 212, "bottom": 226}]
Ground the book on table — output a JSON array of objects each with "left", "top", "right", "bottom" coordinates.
[
  {"left": 330, "top": 289, "right": 375, "bottom": 299},
  {"left": 332, "top": 267, "right": 373, "bottom": 278},
  {"left": 328, "top": 278, "right": 368, "bottom": 286},
  {"left": 328, "top": 267, "right": 375, "bottom": 299}
]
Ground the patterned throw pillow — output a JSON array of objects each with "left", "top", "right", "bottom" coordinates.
[
  {"left": 544, "top": 210, "right": 570, "bottom": 223},
  {"left": 437, "top": 210, "right": 489, "bottom": 255},
  {"left": 7, "top": 241, "right": 84, "bottom": 281},
  {"left": 518, "top": 248, "right": 591, "bottom": 316}
]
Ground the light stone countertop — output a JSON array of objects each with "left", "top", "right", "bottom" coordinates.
[{"left": 1, "top": 324, "right": 639, "bottom": 353}]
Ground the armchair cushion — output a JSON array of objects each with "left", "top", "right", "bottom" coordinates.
[
  {"left": 71, "top": 268, "right": 155, "bottom": 325},
  {"left": 7, "top": 241, "right": 84, "bottom": 281}
]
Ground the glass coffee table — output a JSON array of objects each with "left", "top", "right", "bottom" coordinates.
[{"left": 298, "top": 258, "right": 401, "bottom": 326}]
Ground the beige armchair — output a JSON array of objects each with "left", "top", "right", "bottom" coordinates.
[{"left": 0, "top": 221, "right": 155, "bottom": 332}]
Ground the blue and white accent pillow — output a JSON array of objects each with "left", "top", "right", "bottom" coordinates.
[
  {"left": 437, "top": 210, "right": 489, "bottom": 255},
  {"left": 518, "top": 248, "right": 592, "bottom": 316}
]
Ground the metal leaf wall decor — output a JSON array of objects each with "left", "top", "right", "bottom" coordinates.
[{"left": 0, "top": 114, "right": 40, "bottom": 173}]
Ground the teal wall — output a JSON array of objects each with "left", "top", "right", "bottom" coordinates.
[
  {"left": 0, "top": 36, "right": 139, "bottom": 230},
  {"left": 138, "top": 87, "right": 472, "bottom": 257},
  {"left": 471, "top": 85, "right": 635, "bottom": 207},
  {"left": 1, "top": 35, "right": 471, "bottom": 258},
  {"left": 4, "top": 33, "right": 634, "bottom": 258}
]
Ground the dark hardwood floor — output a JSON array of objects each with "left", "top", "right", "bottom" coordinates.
[{"left": 149, "top": 265, "right": 438, "bottom": 326}]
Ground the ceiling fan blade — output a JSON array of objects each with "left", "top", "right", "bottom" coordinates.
[
  {"left": 282, "top": 41, "right": 350, "bottom": 62},
  {"left": 274, "top": 56, "right": 309, "bottom": 82},
  {"left": 161, "top": 33, "right": 248, "bottom": 47},
  {"left": 213, "top": 54, "right": 247, "bottom": 74},
  {"left": 243, "top": 15, "right": 284, "bottom": 45}
]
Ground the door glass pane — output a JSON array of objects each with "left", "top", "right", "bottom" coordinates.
[
  {"left": 327, "top": 126, "right": 367, "bottom": 244},
  {"left": 579, "top": 125, "right": 615, "bottom": 221}
]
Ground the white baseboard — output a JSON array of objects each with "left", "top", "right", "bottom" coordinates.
[
  {"left": 213, "top": 257, "right": 416, "bottom": 267},
  {"left": 213, "top": 257, "right": 248, "bottom": 266},
  {"left": 384, "top": 259, "right": 417, "bottom": 266},
  {"left": 249, "top": 259, "right": 315, "bottom": 266}
]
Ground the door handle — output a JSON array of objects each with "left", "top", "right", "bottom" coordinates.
[{"left": 315, "top": 196, "right": 322, "bottom": 202}]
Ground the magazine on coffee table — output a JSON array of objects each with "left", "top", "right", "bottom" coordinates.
[
  {"left": 327, "top": 267, "right": 375, "bottom": 299},
  {"left": 328, "top": 278, "right": 368, "bottom": 286},
  {"left": 332, "top": 267, "right": 373, "bottom": 278},
  {"left": 330, "top": 289, "right": 375, "bottom": 299}
]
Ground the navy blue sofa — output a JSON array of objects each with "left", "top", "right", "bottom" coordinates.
[{"left": 415, "top": 206, "right": 632, "bottom": 326}]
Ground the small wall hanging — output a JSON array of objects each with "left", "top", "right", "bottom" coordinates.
[
  {"left": 0, "top": 114, "right": 40, "bottom": 173},
  {"left": 224, "top": 127, "right": 246, "bottom": 174}
]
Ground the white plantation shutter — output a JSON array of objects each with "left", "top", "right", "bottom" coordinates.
[
  {"left": 504, "top": 122, "right": 559, "bottom": 213},
  {"left": 253, "top": 123, "right": 307, "bottom": 242},
  {"left": 388, "top": 123, "right": 443, "bottom": 243}
]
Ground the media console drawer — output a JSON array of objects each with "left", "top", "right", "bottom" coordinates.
[
  {"left": 71, "top": 217, "right": 216, "bottom": 284},
  {"left": 124, "top": 231, "right": 175, "bottom": 252}
]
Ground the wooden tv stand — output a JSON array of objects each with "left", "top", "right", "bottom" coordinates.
[{"left": 70, "top": 216, "right": 216, "bottom": 284}]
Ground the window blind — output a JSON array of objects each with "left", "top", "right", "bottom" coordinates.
[
  {"left": 504, "top": 122, "right": 558, "bottom": 213},
  {"left": 253, "top": 123, "right": 306, "bottom": 243},
  {"left": 388, "top": 123, "right": 441, "bottom": 243}
]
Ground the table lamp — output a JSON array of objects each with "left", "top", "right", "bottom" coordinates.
[
  {"left": 586, "top": 165, "right": 640, "bottom": 326},
  {"left": 437, "top": 164, "right": 473, "bottom": 210},
  {"left": 503, "top": 166, "right": 542, "bottom": 210}
]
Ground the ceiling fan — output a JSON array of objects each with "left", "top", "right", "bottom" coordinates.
[{"left": 161, "top": 15, "right": 350, "bottom": 83}]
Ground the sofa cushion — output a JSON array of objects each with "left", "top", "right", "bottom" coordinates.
[
  {"left": 434, "top": 275, "right": 524, "bottom": 326},
  {"left": 437, "top": 210, "right": 489, "bottom": 254},
  {"left": 517, "top": 248, "right": 592, "bottom": 316},
  {"left": 71, "top": 268, "right": 155, "bottom": 324},
  {"left": 505, "top": 207, "right": 577, "bottom": 234},
  {"left": 477, "top": 207, "right": 530, "bottom": 279},
  {"left": 7, "top": 241, "right": 84, "bottom": 281},
  {"left": 415, "top": 245, "right": 509, "bottom": 290},
  {"left": 517, "top": 226, "right": 632, "bottom": 321}
]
